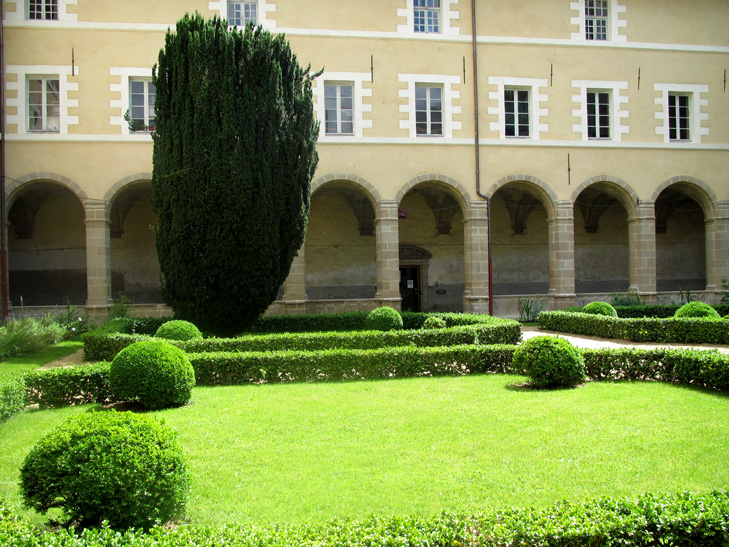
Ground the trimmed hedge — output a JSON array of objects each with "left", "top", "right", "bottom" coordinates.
[
  {"left": 539, "top": 311, "right": 729, "bottom": 344},
  {"left": 16, "top": 344, "right": 729, "bottom": 408},
  {"left": 84, "top": 320, "right": 521, "bottom": 362},
  {"left": 2, "top": 490, "right": 728, "bottom": 546},
  {"left": 611, "top": 303, "right": 729, "bottom": 319},
  {"left": 0, "top": 374, "right": 27, "bottom": 422}
]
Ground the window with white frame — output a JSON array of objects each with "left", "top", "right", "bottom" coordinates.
[
  {"left": 415, "top": 85, "right": 443, "bottom": 136},
  {"left": 128, "top": 80, "right": 156, "bottom": 132},
  {"left": 585, "top": 0, "right": 608, "bottom": 40},
  {"left": 324, "top": 83, "right": 354, "bottom": 136},
  {"left": 228, "top": 0, "right": 257, "bottom": 26},
  {"left": 587, "top": 90, "right": 610, "bottom": 139},
  {"left": 504, "top": 88, "right": 530, "bottom": 138},
  {"left": 668, "top": 93, "right": 690, "bottom": 142},
  {"left": 27, "top": 0, "right": 57, "bottom": 20},
  {"left": 27, "top": 76, "right": 60, "bottom": 132},
  {"left": 414, "top": 0, "right": 440, "bottom": 33}
]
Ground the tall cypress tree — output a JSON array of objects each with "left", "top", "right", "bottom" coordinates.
[{"left": 152, "top": 13, "right": 318, "bottom": 335}]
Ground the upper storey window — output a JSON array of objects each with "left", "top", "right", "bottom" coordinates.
[
  {"left": 27, "top": 0, "right": 57, "bottom": 20},
  {"left": 228, "top": 1, "right": 257, "bottom": 26},
  {"left": 585, "top": 0, "right": 608, "bottom": 40},
  {"left": 415, "top": 85, "right": 443, "bottom": 136},
  {"left": 414, "top": 0, "right": 440, "bottom": 33},
  {"left": 668, "top": 93, "right": 690, "bottom": 142},
  {"left": 128, "top": 80, "right": 156, "bottom": 132},
  {"left": 28, "top": 77, "right": 60, "bottom": 132},
  {"left": 324, "top": 83, "right": 354, "bottom": 136}
]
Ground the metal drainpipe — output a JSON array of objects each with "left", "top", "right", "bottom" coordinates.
[
  {"left": 0, "top": 0, "right": 9, "bottom": 321},
  {"left": 471, "top": 0, "right": 493, "bottom": 315}
]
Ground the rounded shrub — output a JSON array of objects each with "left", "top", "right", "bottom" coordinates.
[
  {"left": 20, "top": 411, "right": 189, "bottom": 530},
  {"left": 422, "top": 316, "right": 447, "bottom": 329},
  {"left": 674, "top": 301, "right": 720, "bottom": 319},
  {"left": 582, "top": 301, "right": 618, "bottom": 317},
  {"left": 513, "top": 335, "right": 585, "bottom": 389},
  {"left": 110, "top": 340, "right": 195, "bottom": 409},
  {"left": 155, "top": 320, "right": 203, "bottom": 341},
  {"left": 365, "top": 306, "right": 403, "bottom": 331}
]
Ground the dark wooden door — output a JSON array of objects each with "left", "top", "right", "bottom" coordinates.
[{"left": 399, "top": 266, "right": 421, "bottom": 312}]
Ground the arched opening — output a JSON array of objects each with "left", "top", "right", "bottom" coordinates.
[
  {"left": 490, "top": 183, "right": 549, "bottom": 298},
  {"left": 305, "top": 181, "right": 377, "bottom": 302},
  {"left": 655, "top": 185, "right": 706, "bottom": 292},
  {"left": 109, "top": 181, "right": 162, "bottom": 303},
  {"left": 7, "top": 182, "right": 87, "bottom": 306},
  {"left": 398, "top": 182, "right": 464, "bottom": 312},
  {"left": 573, "top": 183, "right": 631, "bottom": 294}
]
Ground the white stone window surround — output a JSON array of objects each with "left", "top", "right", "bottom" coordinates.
[
  {"left": 488, "top": 77, "right": 549, "bottom": 140},
  {"left": 397, "top": 0, "right": 460, "bottom": 37},
  {"left": 209, "top": 0, "right": 276, "bottom": 30},
  {"left": 399, "top": 73, "right": 461, "bottom": 139},
  {"left": 313, "top": 72, "right": 372, "bottom": 139},
  {"left": 654, "top": 83, "right": 709, "bottom": 144},
  {"left": 110, "top": 67, "right": 156, "bottom": 136},
  {"left": 571, "top": 80, "right": 629, "bottom": 142},
  {"left": 4, "top": 0, "right": 77, "bottom": 22},
  {"left": 570, "top": 0, "right": 626, "bottom": 43},
  {"left": 5, "top": 65, "right": 79, "bottom": 134}
]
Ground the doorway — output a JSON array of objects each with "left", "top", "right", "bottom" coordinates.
[{"left": 400, "top": 266, "right": 422, "bottom": 312}]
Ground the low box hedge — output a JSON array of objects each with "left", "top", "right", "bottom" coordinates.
[
  {"left": 539, "top": 311, "right": 729, "bottom": 344},
  {"left": 83, "top": 318, "right": 521, "bottom": 362},
  {"left": 24, "top": 344, "right": 729, "bottom": 409},
  {"left": 2, "top": 489, "right": 728, "bottom": 546},
  {"left": 0, "top": 374, "right": 27, "bottom": 422}
]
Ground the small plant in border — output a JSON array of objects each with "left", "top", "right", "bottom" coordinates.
[
  {"left": 365, "top": 306, "right": 403, "bottom": 331},
  {"left": 582, "top": 301, "right": 618, "bottom": 317},
  {"left": 155, "top": 319, "right": 203, "bottom": 341},
  {"left": 422, "top": 316, "right": 447, "bottom": 329},
  {"left": 513, "top": 335, "right": 585, "bottom": 389},
  {"left": 674, "top": 301, "right": 720, "bottom": 319}
]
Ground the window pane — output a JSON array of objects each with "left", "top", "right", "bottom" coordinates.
[
  {"left": 341, "top": 122, "right": 353, "bottom": 134},
  {"left": 431, "top": 123, "right": 442, "bottom": 135}
]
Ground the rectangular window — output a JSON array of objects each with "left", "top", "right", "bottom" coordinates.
[
  {"left": 324, "top": 83, "right": 354, "bottom": 135},
  {"left": 504, "top": 88, "right": 530, "bottom": 137},
  {"left": 28, "top": 0, "right": 58, "bottom": 20},
  {"left": 585, "top": 0, "right": 608, "bottom": 40},
  {"left": 668, "top": 93, "right": 690, "bottom": 141},
  {"left": 28, "top": 77, "right": 60, "bottom": 132},
  {"left": 414, "top": 0, "right": 440, "bottom": 33},
  {"left": 587, "top": 90, "right": 610, "bottom": 139},
  {"left": 415, "top": 85, "right": 442, "bottom": 136},
  {"left": 228, "top": 1, "right": 257, "bottom": 26},
  {"left": 129, "top": 80, "right": 156, "bottom": 132}
]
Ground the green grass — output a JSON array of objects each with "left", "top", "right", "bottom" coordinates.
[
  {"left": 0, "top": 338, "right": 83, "bottom": 377},
  {"left": 2, "top": 375, "right": 728, "bottom": 527}
]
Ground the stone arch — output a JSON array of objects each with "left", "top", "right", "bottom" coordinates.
[
  {"left": 306, "top": 173, "right": 378, "bottom": 303},
  {"left": 104, "top": 172, "right": 153, "bottom": 203},
  {"left": 486, "top": 174, "right": 557, "bottom": 219},
  {"left": 571, "top": 176, "right": 634, "bottom": 295},
  {"left": 570, "top": 175, "right": 639, "bottom": 218},
  {"left": 6, "top": 172, "right": 87, "bottom": 211},
  {"left": 395, "top": 173, "right": 471, "bottom": 217},
  {"left": 311, "top": 173, "right": 381, "bottom": 207},
  {"left": 651, "top": 176, "right": 717, "bottom": 220}
]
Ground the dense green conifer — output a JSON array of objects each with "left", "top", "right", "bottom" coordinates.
[{"left": 152, "top": 13, "right": 318, "bottom": 335}]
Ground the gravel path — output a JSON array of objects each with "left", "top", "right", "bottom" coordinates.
[{"left": 521, "top": 326, "right": 729, "bottom": 354}]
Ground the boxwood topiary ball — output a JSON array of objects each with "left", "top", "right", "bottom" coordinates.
[
  {"left": 422, "top": 316, "right": 447, "bottom": 329},
  {"left": 155, "top": 320, "right": 203, "bottom": 341},
  {"left": 110, "top": 340, "right": 195, "bottom": 409},
  {"left": 365, "top": 306, "right": 403, "bottom": 331},
  {"left": 20, "top": 411, "right": 189, "bottom": 530},
  {"left": 674, "top": 301, "right": 720, "bottom": 319},
  {"left": 582, "top": 301, "right": 618, "bottom": 317},
  {"left": 513, "top": 335, "right": 585, "bottom": 389}
]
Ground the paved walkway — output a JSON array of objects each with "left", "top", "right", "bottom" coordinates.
[{"left": 521, "top": 326, "right": 729, "bottom": 354}]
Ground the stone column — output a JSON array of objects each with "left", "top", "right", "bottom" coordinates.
[
  {"left": 84, "top": 199, "right": 112, "bottom": 316},
  {"left": 463, "top": 200, "right": 490, "bottom": 314},
  {"left": 627, "top": 201, "right": 657, "bottom": 304},
  {"left": 375, "top": 200, "right": 401, "bottom": 309},
  {"left": 705, "top": 201, "right": 729, "bottom": 298},
  {"left": 547, "top": 201, "right": 576, "bottom": 310},
  {"left": 282, "top": 247, "right": 307, "bottom": 314}
]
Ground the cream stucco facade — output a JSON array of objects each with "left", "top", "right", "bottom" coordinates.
[{"left": 3, "top": 0, "right": 728, "bottom": 318}]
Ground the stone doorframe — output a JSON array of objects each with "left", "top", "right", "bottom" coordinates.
[{"left": 399, "top": 244, "right": 432, "bottom": 312}]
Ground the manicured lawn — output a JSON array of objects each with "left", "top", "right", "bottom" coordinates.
[
  {"left": 2, "top": 374, "right": 728, "bottom": 527},
  {"left": 0, "top": 338, "right": 83, "bottom": 377}
]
